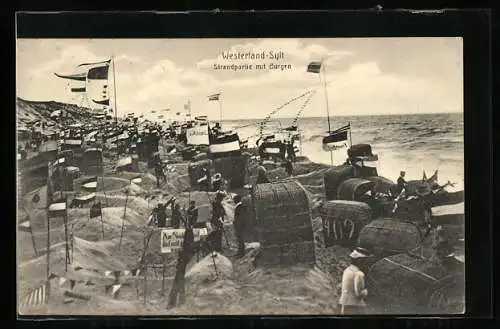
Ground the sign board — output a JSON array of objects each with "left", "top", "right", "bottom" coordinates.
[
  {"left": 160, "top": 228, "right": 208, "bottom": 253},
  {"left": 186, "top": 125, "right": 209, "bottom": 145}
]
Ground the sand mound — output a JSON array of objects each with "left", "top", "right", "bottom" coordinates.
[{"left": 185, "top": 252, "right": 233, "bottom": 285}]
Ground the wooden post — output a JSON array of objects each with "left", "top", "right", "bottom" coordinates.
[
  {"left": 161, "top": 255, "right": 166, "bottom": 296},
  {"left": 64, "top": 201, "right": 69, "bottom": 272},
  {"left": 71, "top": 224, "right": 74, "bottom": 264},
  {"left": 119, "top": 181, "right": 130, "bottom": 251},
  {"left": 100, "top": 210, "right": 105, "bottom": 240},
  {"left": 143, "top": 265, "right": 148, "bottom": 305}
]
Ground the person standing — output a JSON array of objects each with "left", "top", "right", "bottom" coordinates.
[
  {"left": 339, "top": 247, "right": 373, "bottom": 315},
  {"left": 396, "top": 171, "right": 407, "bottom": 195},
  {"left": 171, "top": 203, "right": 183, "bottom": 229},
  {"left": 186, "top": 200, "right": 198, "bottom": 227},
  {"left": 209, "top": 191, "right": 226, "bottom": 252},
  {"left": 284, "top": 159, "right": 293, "bottom": 177},
  {"left": 156, "top": 203, "right": 167, "bottom": 228},
  {"left": 233, "top": 194, "right": 246, "bottom": 257}
]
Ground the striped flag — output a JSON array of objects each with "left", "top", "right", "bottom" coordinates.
[
  {"left": 87, "top": 65, "right": 110, "bottom": 80},
  {"left": 208, "top": 93, "right": 220, "bottom": 101},
  {"left": 322, "top": 123, "right": 350, "bottom": 151},
  {"left": 307, "top": 61, "right": 322, "bottom": 73}
]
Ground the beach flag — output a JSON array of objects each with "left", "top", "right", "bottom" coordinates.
[
  {"left": 90, "top": 202, "right": 102, "bottom": 219},
  {"left": 54, "top": 72, "right": 87, "bottom": 81},
  {"left": 87, "top": 64, "right": 110, "bottom": 80},
  {"left": 184, "top": 102, "right": 191, "bottom": 110},
  {"left": 92, "top": 99, "right": 110, "bottom": 106},
  {"left": 71, "top": 86, "right": 86, "bottom": 93},
  {"left": 77, "top": 59, "right": 111, "bottom": 68},
  {"left": 208, "top": 93, "right": 221, "bottom": 101},
  {"left": 81, "top": 176, "right": 98, "bottom": 191},
  {"left": 322, "top": 123, "right": 350, "bottom": 151},
  {"left": 307, "top": 61, "right": 322, "bottom": 74}
]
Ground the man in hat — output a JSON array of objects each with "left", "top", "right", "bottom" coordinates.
[
  {"left": 156, "top": 202, "right": 167, "bottom": 228},
  {"left": 233, "top": 194, "right": 246, "bottom": 257},
  {"left": 171, "top": 203, "right": 183, "bottom": 229},
  {"left": 186, "top": 200, "right": 198, "bottom": 227},
  {"left": 396, "top": 171, "right": 407, "bottom": 195},
  {"left": 339, "top": 247, "right": 373, "bottom": 315},
  {"left": 209, "top": 191, "right": 226, "bottom": 252}
]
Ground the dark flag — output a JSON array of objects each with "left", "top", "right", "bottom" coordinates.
[
  {"left": 90, "top": 202, "right": 102, "bottom": 219},
  {"left": 77, "top": 59, "right": 111, "bottom": 67},
  {"left": 93, "top": 99, "right": 110, "bottom": 106},
  {"left": 71, "top": 87, "right": 86, "bottom": 93},
  {"left": 208, "top": 93, "right": 220, "bottom": 101},
  {"left": 87, "top": 65, "right": 110, "bottom": 80},
  {"left": 307, "top": 61, "right": 322, "bottom": 73},
  {"left": 54, "top": 72, "right": 87, "bottom": 81}
]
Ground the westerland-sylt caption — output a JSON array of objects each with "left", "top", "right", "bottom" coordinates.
[{"left": 213, "top": 50, "right": 292, "bottom": 71}]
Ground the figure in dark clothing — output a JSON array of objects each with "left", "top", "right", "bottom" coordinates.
[
  {"left": 212, "top": 173, "right": 223, "bottom": 191},
  {"left": 167, "top": 224, "right": 195, "bottom": 308},
  {"left": 209, "top": 192, "right": 226, "bottom": 252},
  {"left": 284, "top": 159, "right": 293, "bottom": 177},
  {"left": 233, "top": 195, "right": 246, "bottom": 257},
  {"left": 198, "top": 167, "right": 210, "bottom": 191},
  {"left": 156, "top": 203, "right": 167, "bottom": 228},
  {"left": 256, "top": 164, "right": 270, "bottom": 184},
  {"left": 171, "top": 203, "right": 183, "bottom": 229},
  {"left": 396, "top": 171, "right": 407, "bottom": 195},
  {"left": 187, "top": 201, "right": 198, "bottom": 227},
  {"left": 286, "top": 141, "right": 296, "bottom": 162},
  {"left": 152, "top": 153, "right": 166, "bottom": 186}
]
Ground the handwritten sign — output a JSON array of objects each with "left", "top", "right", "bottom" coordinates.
[{"left": 160, "top": 228, "right": 208, "bottom": 253}]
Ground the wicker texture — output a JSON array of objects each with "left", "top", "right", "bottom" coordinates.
[
  {"left": 323, "top": 165, "right": 355, "bottom": 200},
  {"left": 358, "top": 218, "right": 422, "bottom": 258},
  {"left": 321, "top": 200, "right": 372, "bottom": 247},
  {"left": 81, "top": 149, "right": 103, "bottom": 176},
  {"left": 253, "top": 181, "right": 315, "bottom": 267},
  {"left": 337, "top": 178, "right": 375, "bottom": 201},
  {"left": 213, "top": 155, "right": 249, "bottom": 188},
  {"left": 367, "top": 253, "right": 465, "bottom": 313}
]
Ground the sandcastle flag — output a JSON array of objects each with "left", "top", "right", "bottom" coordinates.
[
  {"left": 307, "top": 61, "right": 322, "bottom": 73},
  {"left": 208, "top": 93, "right": 221, "bottom": 101}
]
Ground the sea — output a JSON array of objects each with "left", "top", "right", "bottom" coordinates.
[{"left": 223, "top": 113, "right": 464, "bottom": 192}]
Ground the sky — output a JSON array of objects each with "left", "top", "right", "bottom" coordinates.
[{"left": 16, "top": 38, "right": 463, "bottom": 121}]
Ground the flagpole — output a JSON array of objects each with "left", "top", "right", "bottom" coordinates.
[
  {"left": 218, "top": 97, "right": 223, "bottom": 122},
  {"left": 319, "top": 58, "right": 333, "bottom": 165},
  {"left": 112, "top": 54, "right": 118, "bottom": 125},
  {"left": 348, "top": 121, "right": 353, "bottom": 147},
  {"left": 320, "top": 58, "right": 332, "bottom": 133}
]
